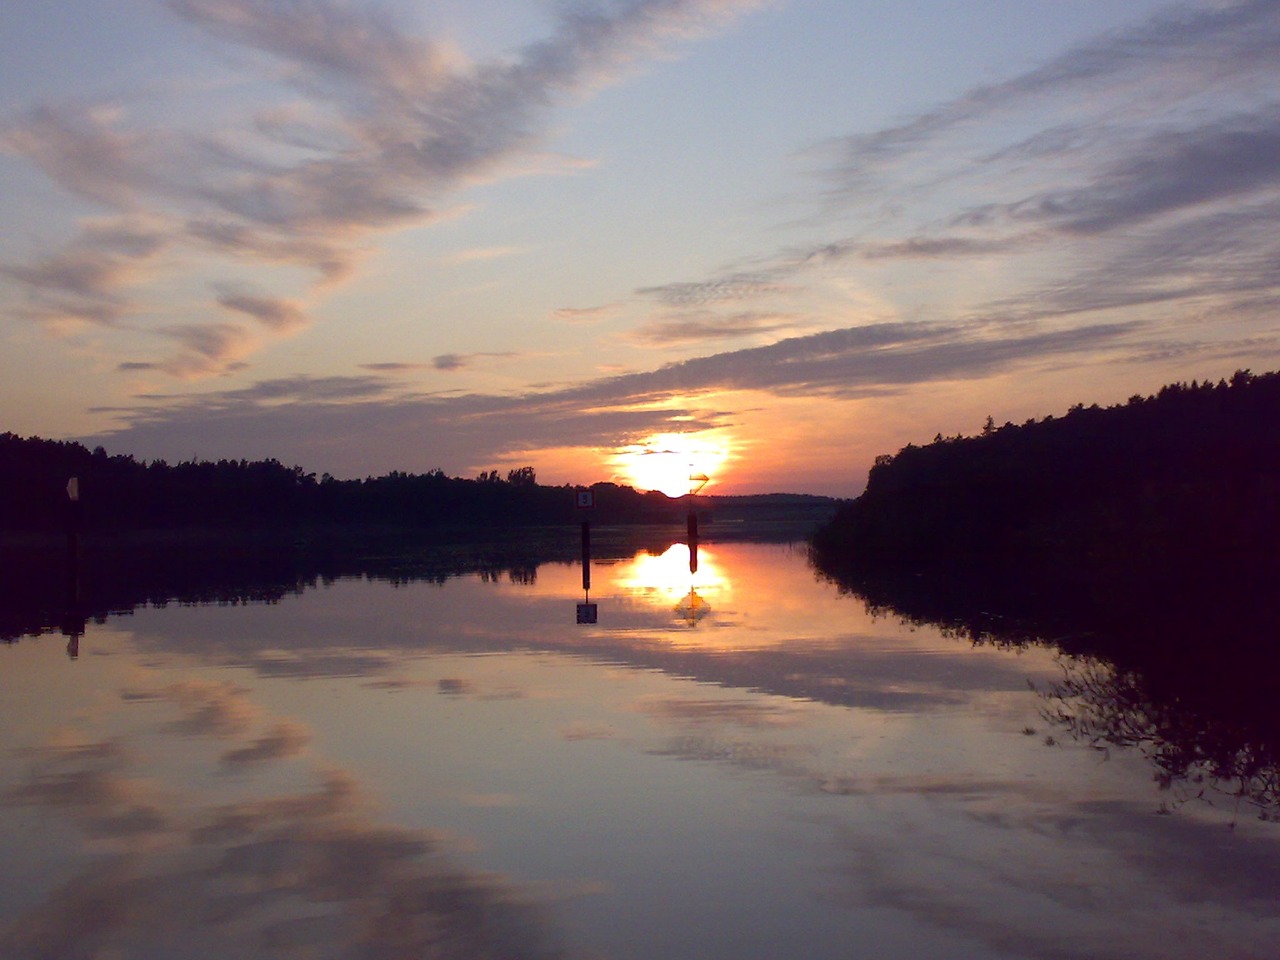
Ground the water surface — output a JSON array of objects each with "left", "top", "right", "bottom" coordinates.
[{"left": 3, "top": 540, "right": 1278, "bottom": 959}]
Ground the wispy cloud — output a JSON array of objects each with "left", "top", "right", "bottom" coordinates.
[
  {"left": 2, "top": 0, "right": 765, "bottom": 372},
  {"left": 957, "top": 110, "right": 1280, "bottom": 237},
  {"left": 433, "top": 353, "right": 468, "bottom": 371},
  {"left": 618, "top": 0, "right": 1280, "bottom": 363},
  {"left": 359, "top": 361, "right": 431, "bottom": 373},
  {"left": 0, "top": 216, "right": 170, "bottom": 330},
  {"left": 627, "top": 310, "right": 798, "bottom": 346},
  {"left": 432, "top": 351, "right": 518, "bottom": 371},
  {"left": 154, "top": 322, "right": 259, "bottom": 379},
  {"left": 822, "top": 0, "right": 1280, "bottom": 187},
  {"left": 88, "top": 317, "right": 1141, "bottom": 475},
  {"left": 551, "top": 304, "right": 622, "bottom": 324},
  {"left": 440, "top": 245, "right": 525, "bottom": 264},
  {"left": 19, "top": 0, "right": 1279, "bottom": 487},
  {"left": 637, "top": 271, "right": 789, "bottom": 308},
  {"left": 215, "top": 287, "right": 310, "bottom": 332}
]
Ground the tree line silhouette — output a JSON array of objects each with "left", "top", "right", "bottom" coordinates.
[
  {"left": 812, "top": 368, "right": 1280, "bottom": 609},
  {"left": 0, "top": 436, "right": 683, "bottom": 534},
  {"left": 812, "top": 371, "right": 1280, "bottom": 819}
]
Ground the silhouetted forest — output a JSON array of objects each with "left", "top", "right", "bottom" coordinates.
[
  {"left": 0, "top": 437, "right": 683, "bottom": 533},
  {"left": 812, "top": 368, "right": 1280, "bottom": 608},
  {"left": 812, "top": 370, "right": 1280, "bottom": 818},
  {"left": 1, "top": 435, "right": 835, "bottom": 537}
]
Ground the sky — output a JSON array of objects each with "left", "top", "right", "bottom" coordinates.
[{"left": 2, "top": 0, "right": 1279, "bottom": 497}]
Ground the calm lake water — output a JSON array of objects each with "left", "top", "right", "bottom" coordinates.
[{"left": 3, "top": 537, "right": 1278, "bottom": 959}]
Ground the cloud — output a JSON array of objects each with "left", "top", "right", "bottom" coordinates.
[
  {"left": 215, "top": 288, "right": 310, "bottom": 332},
  {"left": 184, "top": 216, "right": 356, "bottom": 281},
  {"left": 160, "top": 0, "right": 764, "bottom": 246},
  {"left": 627, "top": 310, "right": 797, "bottom": 346},
  {"left": 973, "top": 110, "right": 1280, "bottom": 236},
  {"left": 0, "top": 216, "right": 170, "bottom": 329},
  {"left": 551, "top": 304, "right": 622, "bottom": 324},
  {"left": 637, "top": 271, "right": 789, "bottom": 307},
  {"left": 859, "top": 235, "right": 1037, "bottom": 261},
  {"left": 433, "top": 351, "right": 517, "bottom": 371},
  {"left": 441, "top": 245, "right": 525, "bottom": 264},
  {"left": 621, "top": 0, "right": 1280, "bottom": 384},
  {"left": 154, "top": 322, "right": 259, "bottom": 378},
  {"left": 586, "top": 320, "right": 1140, "bottom": 401},
  {"left": 822, "top": 0, "right": 1280, "bottom": 185},
  {"left": 87, "top": 316, "right": 1139, "bottom": 475},
  {"left": 104, "top": 373, "right": 400, "bottom": 407},
  {"left": 433, "top": 352, "right": 468, "bottom": 371},
  {"left": 45, "top": 0, "right": 1280, "bottom": 478},
  {"left": 1, "top": 104, "right": 155, "bottom": 209},
  {"left": 3, "top": 0, "right": 765, "bottom": 372},
  {"left": 359, "top": 361, "right": 431, "bottom": 374},
  {"left": 982, "top": 197, "right": 1280, "bottom": 327}
]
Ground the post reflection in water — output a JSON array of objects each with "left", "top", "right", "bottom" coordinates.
[
  {"left": 2, "top": 538, "right": 1280, "bottom": 960},
  {"left": 576, "top": 518, "right": 597, "bottom": 624},
  {"left": 612, "top": 542, "right": 727, "bottom": 628}
]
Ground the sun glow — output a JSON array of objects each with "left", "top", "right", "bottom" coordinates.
[{"left": 612, "top": 432, "right": 730, "bottom": 497}]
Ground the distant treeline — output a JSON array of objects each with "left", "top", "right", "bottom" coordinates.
[
  {"left": 812, "top": 368, "right": 1280, "bottom": 608},
  {"left": 0, "top": 435, "right": 683, "bottom": 533}
]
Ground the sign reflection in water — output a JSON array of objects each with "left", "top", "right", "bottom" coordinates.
[
  {"left": 615, "top": 543, "right": 724, "bottom": 628},
  {"left": 1, "top": 541, "right": 1278, "bottom": 959}
]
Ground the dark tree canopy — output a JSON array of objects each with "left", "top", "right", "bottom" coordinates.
[
  {"left": 811, "top": 370, "right": 1280, "bottom": 818},
  {"left": 812, "top": 368, "right": 1280, "bottom": 604},
  {"left": 0, "top": 435, "right": 680, "bottom": 534}
]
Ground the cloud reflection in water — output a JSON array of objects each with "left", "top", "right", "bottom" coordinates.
[
  {"left": 5, "top": 541, "right": 1280, "bottom": 959},
  {"left": 1, "top": 679, "right": 566, "bottom": 960}
]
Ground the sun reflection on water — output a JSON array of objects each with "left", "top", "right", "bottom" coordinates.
[{"left": 612, "top": 543, "right": 729, "bottom": 624}]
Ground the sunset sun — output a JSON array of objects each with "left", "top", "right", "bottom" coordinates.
[{"left": 612, "top": 432, "right": 730, "bottom": 498}]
